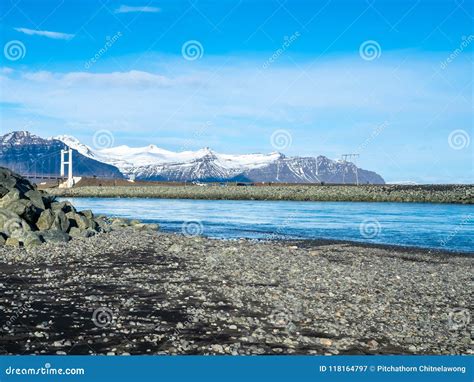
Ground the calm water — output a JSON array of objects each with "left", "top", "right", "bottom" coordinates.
[{"left": 62, "top": 198, "right": 474, "bottom": 253}]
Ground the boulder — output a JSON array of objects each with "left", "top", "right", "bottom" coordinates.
[
  {"left": 80, "top": 210, "right": 94, "bottom": 220},
  {"left": 36, "top": 210, "right": 55, "bottom": 231},
  {"left": 0, "top": 189, "right": 21, "bottom": 207},
  {"left": 52, "top": 211, "right": 70, "bottom": 232},
  {"left": 19, "top": 231, "right": 43, "bottom": 248},
  {"left": 25, "top": 190, "right": 46, "bottom": 210},
  {"left": 133, "top": 223, "right": 159, "bottom": 231},
  {"left": 0, "top": 208, "right": 30, "bottom": 236},
  {"left": 66, "top": 211, "right": 93, "bottom": 230},
  {"left": 69, "top": 227, "right": 96, "bottom": 238},
  {"left": 51, "top": 201, "right": 74, "bottom": 214},
  {"left": 0, "top": 167, "right": 157, "bottom": 248},
  {"left": 5, "top": 237, "right": 20, "bottom": 247},
  {"left": 39, "top": 230, "right": 70, "bottom": 243},
  {"left": 5, "top": 199, "right": 41, "bottom": 224}
]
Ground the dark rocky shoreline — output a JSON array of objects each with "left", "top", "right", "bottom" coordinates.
[{"left": 1, "top": 228, "right": 472, "bottom": 355}]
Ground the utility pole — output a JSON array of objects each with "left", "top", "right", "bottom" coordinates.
[
  {"left": 341, "top": 153, "right": 360, "bottom": 185},
  {"left": 60, "top": 148, "right": 74, "bottom": 188}
]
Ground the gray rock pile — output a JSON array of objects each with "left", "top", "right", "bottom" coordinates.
[{"left": 0, "top": 167, "right": 157, "bottom": 248}]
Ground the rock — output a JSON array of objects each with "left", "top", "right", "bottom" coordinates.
[
  {"left": 4, "top": 199, "right": 28, "bottom": 216},
  {"left": 80, "top": 210, "right": 94, "bottom": 220},
  {"left": 129, "top": 222, "right": 160, "bottom": 231},
  {"left": 6, "top": 200, "right": 41, "bottom": 224},
  {"left": 68, "top": 227, "right": 83, "bottom": 238},
  {"left": 36, "top": 210, "right": 55, "bottom": 231},
  {"left": 39, "top": 230, "right": 70, "bottom": 243},
  {"left": 319, "top": 338, "right": 333, "bottom": 347},
  {"left": 51, "top": 201, "right": 74, "bottom": 214},
  {"left": 19, "top": 231, "right": 43, "bottom": 248},
  {"left": 0, "top": 167, "right": 154, "bottom": 248},
  {"left": 168, "top": 244, "right": 182, "bottom": 253},
  {"left": 5, "top": 237, "right": 20, "bottom": 247},
  {"left": 0, "top": 208, "right": 21, "bottom": 231},
  {"left": 52, "top": 211, "right": 69, "bottom": 232},
  {"left": 25, "top": 190, "right": 46, "bottom": 210},
  {"left": 0, "top": 209, "right": 30, "bottom": 236},
  {"left": 211, "top": 344, "right": 224, "bottom": 353},
  {"left": 66, "top": 212, "right": 89, "bottom": 230},
  {"left": 367, "top": 339, "right": 379, "bottom": 349},
  {"left": 111, "top": 218, "right": 129, "bottom": 228}
]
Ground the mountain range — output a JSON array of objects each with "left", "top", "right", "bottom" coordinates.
[{"left": 0, "top": 131, "right": 385, "bottom": 184}]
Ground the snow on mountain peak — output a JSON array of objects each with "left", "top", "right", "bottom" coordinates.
[
  {"left": 0, "top": 131, "right": 385, "bottom": 184},
  {"left": 1, "top": 131, "right": 43, "bottom": 145},
  {"left": 53, "top": 135, "right": 285, "bottom": 173},
  {"left": 54, "top": 135, "right": 95, "bottom": 158}
]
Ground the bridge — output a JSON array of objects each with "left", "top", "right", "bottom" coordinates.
[
  {"left": 7, "top": 148, "right": 75, "bottom": 187},
  {"left": 20, "top": 174, "right": 67, "bottom": 181}
]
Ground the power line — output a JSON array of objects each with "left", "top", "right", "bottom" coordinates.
[{"left": 341, "top": 153, "right": 360, "bottom": 185}]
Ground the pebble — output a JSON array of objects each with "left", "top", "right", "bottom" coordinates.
[{"left": 0, "top": 227, "right": 471, "bottom": 356}]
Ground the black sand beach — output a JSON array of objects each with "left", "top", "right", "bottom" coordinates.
[{"left": 1, "top": 228, "right": 472, "bottom": 355}]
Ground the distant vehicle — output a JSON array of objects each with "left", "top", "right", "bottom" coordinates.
[{"left": 192, "top": 181, "right": 207, "bottom": 186}]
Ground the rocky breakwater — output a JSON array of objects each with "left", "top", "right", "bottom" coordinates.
[{"left": 0, "top": 167, "right": 157, "bottom": 248}]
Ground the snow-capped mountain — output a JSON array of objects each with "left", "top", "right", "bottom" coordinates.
[
  {"left": 0, "top": 131, "right": 123, "bottom": 179},
  {"left": 56, "top": 134, "right": 385, "bottom": 184}
]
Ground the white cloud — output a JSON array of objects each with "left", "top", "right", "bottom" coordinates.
[
  {"left": 20, "top": 70, "right": 202, "bottom": 88},
  {"left": 0, "top": 67, "right": 14, "bottom": 75},
  {"left": 114, "top": 5, "right": 161, "bottom": 14},
  {"left": 14, "top": 27, "right": 74, "bottom": 40},
  {"left": 1, "top": 52, "right": 472, "bottom": 183}
]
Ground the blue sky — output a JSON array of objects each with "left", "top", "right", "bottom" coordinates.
[{"left": 0, "top": 0, "right": 472, "bottom": 183}]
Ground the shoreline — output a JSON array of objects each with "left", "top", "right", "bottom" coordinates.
[
  {"left": 281, "top": 237, "right": 474, "bottom": 257},
  {"left": 46, "top": 184, "right": 474, "bottom": 204},
  {"left": 1, "top": 228, "right": 472, "bottom": 355}
]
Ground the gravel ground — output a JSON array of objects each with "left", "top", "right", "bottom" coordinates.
[
  {"left": 48, "top": 184, "right": 474, "bottom": 204},
  {"left": 0, "top": 228, "right": 472, "bottom": 355}
]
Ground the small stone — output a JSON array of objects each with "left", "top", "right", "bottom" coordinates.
[
  {"left": 5, "top": 237, "right": 20, "bottom": 247},
  {"left": 319, "top": 338, "right": 333, "bottom": 347}
]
